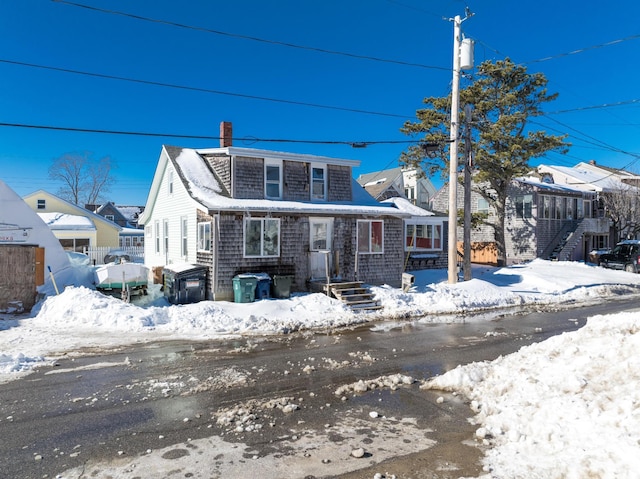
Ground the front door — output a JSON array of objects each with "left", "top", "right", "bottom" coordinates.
[{"left": 309, "top": 218, "right": 333, "bottom": 280}]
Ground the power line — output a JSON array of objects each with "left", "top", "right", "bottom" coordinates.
[
  {"left": 52, "top": 0, "right": 450, "bottom": 72},
  {"left": 534, "top": 116, "right": 640, "bottom": 166},
  {"left": 545, "top": 98, "right": 640, "bottom": 115},
  {"left": 0, "top": 121, "right": 421, "bottom": 147},
  {"left": 0, "top": 58, "right": 412, "bottom": 119},
  {"left": 524, "top": 33, "right": 640, "bottom": 64}
]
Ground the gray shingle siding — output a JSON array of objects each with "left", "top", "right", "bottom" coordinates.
[
  {"left": 283, "top": 161, "right": 309, "bottom": 201},
  {"left": 328, "top": 165, "right": 352, "bottom": 202},
  {"left": 234, "top": 156, "right": 264, "bottom": 199}
]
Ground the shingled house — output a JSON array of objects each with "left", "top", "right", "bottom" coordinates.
[{"left": 139, "top": 123, "right": 408, "bottom": 301}]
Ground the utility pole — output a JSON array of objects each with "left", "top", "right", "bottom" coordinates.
[{"left": 447, "top": 11, "right": 473, "bottom": 284}]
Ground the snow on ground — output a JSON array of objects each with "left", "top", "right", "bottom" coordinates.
[
  {"left": 424, "top": 311, "right": 640, "bottom": 479},
  {"left": 2, "top": 258, "right": 640, "bottom": 478}
]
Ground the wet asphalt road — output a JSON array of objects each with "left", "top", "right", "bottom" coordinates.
[{"left": 2, "top": 297, "right": 639, "bottom": 478}]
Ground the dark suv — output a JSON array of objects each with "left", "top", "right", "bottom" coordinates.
[{"left": 598, "top": 240, "right": 640, "bottom": 273}]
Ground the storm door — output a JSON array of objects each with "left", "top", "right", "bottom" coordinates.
[{"left": 309, "top": 217, "right": 334, "bottom": 280}]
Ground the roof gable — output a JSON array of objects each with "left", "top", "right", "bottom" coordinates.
[
  {"left": 23, "top": 190, "right": 122, "bottom": 230},
  {"left": 141, "top": 145, "right": 407, "bottom": 219}
]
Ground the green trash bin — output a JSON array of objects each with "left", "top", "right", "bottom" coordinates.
[
  {"left": 271, "top": 274, "right": 294, "bottom": 299},
  {"left": 233, "top": 274, "right": 258, "bottom": 303}
]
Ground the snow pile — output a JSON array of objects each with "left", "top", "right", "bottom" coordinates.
[
  {"left": 3, "top": 258, "right": 640, "bottom": 477},
  {"left": 3, "top": 259, "right": 640, "bottom": 383},
  {"left": 424, "top": 311, "right": 640, "bottom": 478},
  {"left": 371, "top": 260, "right": 640, "bottom": 317}
]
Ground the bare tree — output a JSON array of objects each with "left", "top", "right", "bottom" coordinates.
[
  {"left": 48, "top": 152, "right": 115, "bottom": 205},
  {"left": 601, "top": 185, "right": 640, "bottom": 241}
]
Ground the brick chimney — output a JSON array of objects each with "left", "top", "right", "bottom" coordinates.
[{"left": 220, "top": 121, "right": 232, "bottom": 147}]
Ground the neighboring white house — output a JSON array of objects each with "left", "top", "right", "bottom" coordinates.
[{"left": 357, "top": 167, "right": 437, "bottom": 210}]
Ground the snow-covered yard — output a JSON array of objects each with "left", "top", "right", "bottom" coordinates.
[{"left": 2, "top": 259, "right": 640, "bottom": 478}]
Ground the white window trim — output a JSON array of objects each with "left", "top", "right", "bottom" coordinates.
[
  {"left": 357, "top": 219, "right": 384, "bottom": 254},
  {"left": 310, "top": 163, "right": 327, "bottom": 201},
  {"left": 243, "top": 217, "right": 281, "bottom": 258},
  {"left": 163, "top": 219, "right": 169, "bottom": 254},
  {"left": 168, "top": 169, "right": 174, "bottom": 196},
  {"left": 264, "top": 159, "right": 283, "bottom": 199},
  {"left": 154, "top": 221, "right": 160, "bottom": 254},
  {"left": 180, "top": 216, "right": 188, "bottom": 258},
  {"left": 197, "top": 222, "right": 211, "bottom": 252}
]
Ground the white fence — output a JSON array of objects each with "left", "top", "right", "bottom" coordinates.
[{"left": 83, "top": 246, "right": 145, "bottom": 265}]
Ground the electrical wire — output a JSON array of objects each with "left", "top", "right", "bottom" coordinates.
[
  {"left": 0, "top": 121, "right": 421, "bottom": 147},
  {"left": 545, "top": 99, "right": 640, "bottom": 115},
  {"left": 524, "top": 33, "right": 640, "bottom": 64},
  {"left": 52, "top": 0, "right": 450, "bottom": 72},
  {"left": 0, "top": 58, "right": 412, "bottom": 120}
]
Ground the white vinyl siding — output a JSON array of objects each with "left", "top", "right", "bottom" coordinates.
[{"left": 143, "top": 153, "right": 201, "bottom": 267}]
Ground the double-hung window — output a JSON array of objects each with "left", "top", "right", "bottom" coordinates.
[
  {"left": 311, "top": 164, "right": 327, "bottom": 201},
  {"left": 181, "top": 216, "right": 188, "bottom": 257},
  {"left": 357, "top": 220, "right": 383, "bottom": 254},
  {"left": 244, "top": 218, "right": 280, "bottom": 257},
  {"left": 477, "top": 198, "right": 490, "bottom": 214},
  {"left": 163, "top": 219, "right": 169, "bottom": 254},
  {"left": 197, "top": 222, "right": 211, "bottom": 252},
  {"left": 154, "top": 221, "right": 160, "bottom": 254},
  {"left": 515, "top": 195, "right": 533, "bottom": 219},
  {"left": 265, "top": 160, "right": 282, "bottom": 199}
]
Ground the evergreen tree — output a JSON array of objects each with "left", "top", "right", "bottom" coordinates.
[{"left": 400, "top": 58, "right": 569, "bottom": 265}]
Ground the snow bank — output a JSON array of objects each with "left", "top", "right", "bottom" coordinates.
[{"left": 424, "top": 311, "right": 640, "bottom": 479}]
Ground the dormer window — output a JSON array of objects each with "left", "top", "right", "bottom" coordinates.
[
  {"left": 265, "top": 160, "right": 282, "bottom": 199},
  {"left": 311, "top": 164, "right": 327, "bottom": 201}
]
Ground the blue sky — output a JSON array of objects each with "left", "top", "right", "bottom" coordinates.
[{"left": 2, "top": 0, "right": 640, "bottom": 205}]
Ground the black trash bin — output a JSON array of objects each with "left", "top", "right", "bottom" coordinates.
[
  {"left": 272, "top": 274, "right": 294, "bottom": 299},
  {"left": 163, "top": 264, "right": 208, "bottom": 305}
]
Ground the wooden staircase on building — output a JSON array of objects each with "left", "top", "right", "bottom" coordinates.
[{"left": 325, "top": 281, "right": 383, "bottom": 311}]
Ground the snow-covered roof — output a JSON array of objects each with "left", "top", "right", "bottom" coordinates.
[
  {"left": 0, "top": 180, "right": 71, "bottom": 293},
  {"left": 516, "top": 176, "right": 587, "bottom": 194},
  {"left": 173, "top": 147, "right": 408, "bottom": 217},
  {"left": 537, "top": 164, "right": 624, "bottom": 192},
  {"left": 116, "top": 205, "right": 144, "bottom": 222},
  {"left": 382, "top": 197, "right": 435, "bottom": 217},
  {"left": 38, "top": 212, "right": 96, "bottom": 230}
]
